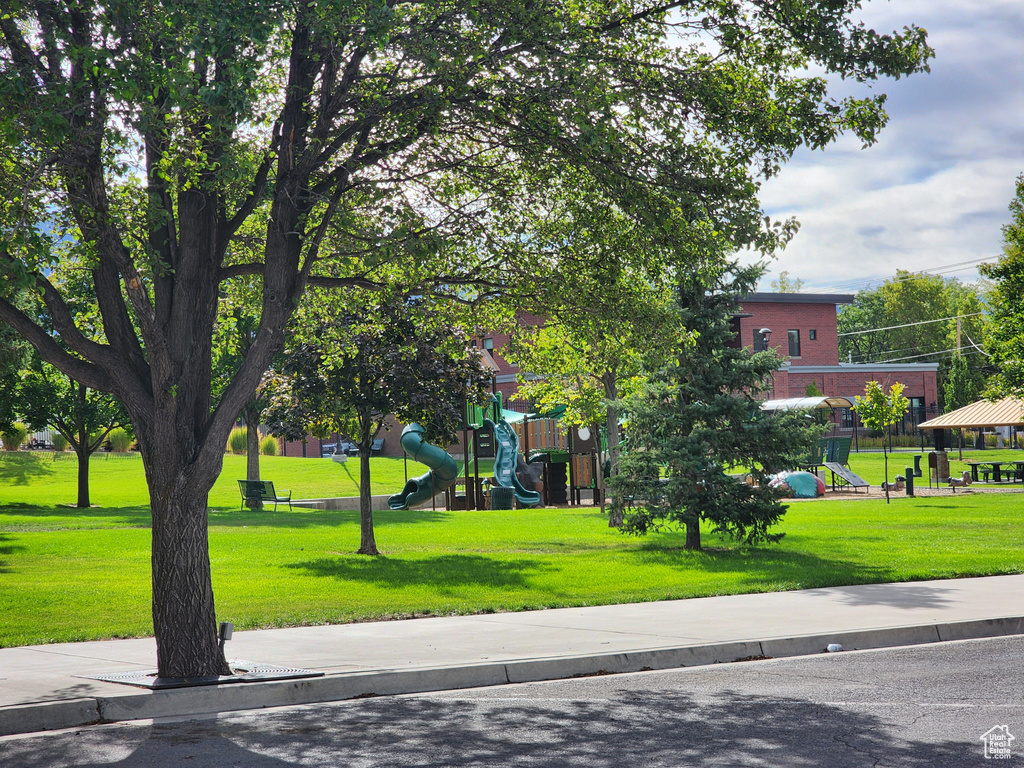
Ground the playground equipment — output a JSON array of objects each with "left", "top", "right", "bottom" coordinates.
[
  {"left": 389, "top": 392, "right": 602, "bottom": 511},
  {"left": 484, "top": 416, "right": 542, "bottom": 506},
  {"left": 387, "top": 423, "right": 459, "bottom": 510}
]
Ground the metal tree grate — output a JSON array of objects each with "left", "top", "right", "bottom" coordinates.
[{"left": 81, "top": 660, "right": 324, "bottom": 689}]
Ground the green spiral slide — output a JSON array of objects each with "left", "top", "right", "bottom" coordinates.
[
  {"left": 484, "top": 417, "right": 542, "bottom": 506},
  {"left": 388, "top": 423, "right": 460, "bottom": 510}
]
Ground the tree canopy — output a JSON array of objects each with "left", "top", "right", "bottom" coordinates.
[
  {"left": 837, "top": 271, "right": 988, "bottom": 409},
  {"left": 614, "top": 262, "right": 822, "bottom": 551},
  {"left": 981, "top": 174, "right": 1024, "bottom": 398},
  {"left": 0, "top": 1, "right": 932, "bottom": 679},
  {"left": 265, "top": 293, "right": 490, "bottom": 554}
]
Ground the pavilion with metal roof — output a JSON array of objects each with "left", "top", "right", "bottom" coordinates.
[{"left": 917, "top": 398, "right": 1024, "bottom": 430}]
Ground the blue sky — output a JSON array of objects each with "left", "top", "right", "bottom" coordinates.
[{"left": 754, "top": 0, "right": 1024, "bottom": 294}]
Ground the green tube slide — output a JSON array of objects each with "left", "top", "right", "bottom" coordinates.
[
  {"left": 483, "top": 418, "right": 542, "bottom": 507},
  {"left": 388, "top": 423, "right": 460, "bottom": 510}
]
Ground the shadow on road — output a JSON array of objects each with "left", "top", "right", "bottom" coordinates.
[{"left": 4, "top": 687, "right": 970, "bottom": 767}]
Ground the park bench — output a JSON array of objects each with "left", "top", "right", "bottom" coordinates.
[{"left": 237, "top": 480, "right": 292, "bottom": 511}]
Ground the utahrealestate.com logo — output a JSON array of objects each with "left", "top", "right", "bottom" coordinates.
[{"left": 980, "top": 726, "right": 1015, "bottom": 760}]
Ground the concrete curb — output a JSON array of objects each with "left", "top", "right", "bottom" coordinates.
[{"left": 3, "top": 615, "right": 1021, "bottom": 737}]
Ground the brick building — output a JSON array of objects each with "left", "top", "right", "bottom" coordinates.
[
  {"left": 482, "top": 295, "right": 939, "bottom": 425},
  {"left": 731, "top": 293, "right": 939, "bottom": 422},
  {"left": 281, "top": 293, "right": 939, "bottom": 457}
]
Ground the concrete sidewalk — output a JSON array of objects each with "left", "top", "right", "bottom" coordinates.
[{"left": 2, "top": 574, "right": 1023, "bottom": 737}]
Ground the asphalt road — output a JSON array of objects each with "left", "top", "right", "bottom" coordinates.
[{"left": 3, "top": 635, "right": 1022, "bottom": 767}]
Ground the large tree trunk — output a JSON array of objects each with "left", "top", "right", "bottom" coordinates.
[
  {"left": 137, "top": 404, "right": 232, "bottom": 679},
  {"left": 357, "top": 420, "right": 379, "bottom": 555},
  {"left": 149, "top": 476, "right": 230, "bottom": 678}
]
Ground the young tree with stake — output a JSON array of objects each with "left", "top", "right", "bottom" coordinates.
[{"left": 853, "top": 381, "right": 910, "bottom": 503}]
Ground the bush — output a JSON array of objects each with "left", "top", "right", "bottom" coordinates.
[
  {"left": 227, "top": 427, "right": 248, "bottom": 455},
  {"left": 107, "top": 427, "right": 133, "bottom": 452},
  {"left": 1, "top": 422, "right": 28, "bottom": 451},
  {"left": 52, "top": 433, "right": 69, "bottom": 452},
  {"left": 260, "top": 435, "right": 278, "bottom": 456}
]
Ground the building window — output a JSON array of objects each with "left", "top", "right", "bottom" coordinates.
[
  {"left": 753, "top": 328, "right": 770, "bottom": 352},
  {"left": 482, "top": 338, "right": 494, "bottom": 350},
  {"left": 809, "top": 329, "right": 817, "bottom": 341},
  {"left": 788, "top": 329, "right": 801, "bottom": 357}
]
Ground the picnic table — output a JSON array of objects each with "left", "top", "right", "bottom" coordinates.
[{"left": 964, "top": 460, "right": 1024, "bottom": 483}]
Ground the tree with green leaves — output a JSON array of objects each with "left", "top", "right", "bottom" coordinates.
[
  {"left": 981, "top": 174, "right": 1024, "bottom": 399},
  {"left": 852, "top": 380, "right": 909, "bottom": 503},
  {"left": 0, "top": 266, "right": 126, "bottom": 506},
  {"left": 213, "top": 274, "right": 272, "bottom": 496},
  {"left": 943, "top": 351, "right": 979, "bottom": 457},
  {"left": 770, "top": 271, "right": 804, "bottom": 293},
  {"left": 502, "top": 181, "right": 683, "bottom": 525},
  {"left": 16, "top": 358, "right": 127, "bottom": 507},
  {"left": 837, "top": 272, "right": 988, "bottom": 408},
  {"left": 0, "top": 1, "right": 931, "bottom": 679},
  {"left": 0, "top": 321, "right": 28, "bottom": 433},
  {"left": 943, "top": 352, "right": 981, "bottom": 412},
  {"left": 265, "top": 294, "right": 490, "bottom": 554},
  {"left": 613, "top": 263, "right": 823, "bottom": 551}
]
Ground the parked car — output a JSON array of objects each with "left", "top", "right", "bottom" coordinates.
[{"left": 321, "top": 439, "right": 358, "bottom": 458}]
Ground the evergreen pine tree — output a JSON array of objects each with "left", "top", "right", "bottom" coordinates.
[{"left": 613, "top": 264, "right": 823, "bottom": 551}]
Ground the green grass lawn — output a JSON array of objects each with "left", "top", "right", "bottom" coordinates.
[
  {"left": 0, "top": 451, "right": 456, "bottom": 509},
  {"left": 1, "top": 447, "right": 1022, "bottom": 648}
]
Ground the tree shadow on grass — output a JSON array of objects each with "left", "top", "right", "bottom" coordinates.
[
  {"left": 285, "top": 553, "right": 550, "bottom": 591},
  {"left": 0, "top": 453, "right": 56, "bottom": 485},
  {"left": 0, "top": 533, "right": 25, "bottom": 573},
  {"left": 0, "top": 504, "right": 152, "bottom": 529},
  {"left": 207, "top": 506, "right": 454, "bottom": 529},
  {"left": 626, "top": 541, "right": 894, "bottom": 593}
]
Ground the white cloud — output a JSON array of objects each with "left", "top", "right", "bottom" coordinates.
[{"left": 756, "top": 0, "right": 1024, "bottom": 292}]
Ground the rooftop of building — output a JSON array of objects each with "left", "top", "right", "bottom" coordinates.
[{"left": 739, "top": 292, "right": 855, "bottom": 305}]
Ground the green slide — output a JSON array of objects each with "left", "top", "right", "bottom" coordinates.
[
  {"left": 388, "top": 423, "right": 460, "bottom": 510},
  {"left": 484, "top": 418, "right": 542, "bottom": 506}
]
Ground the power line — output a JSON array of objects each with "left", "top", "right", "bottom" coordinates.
[
  {"left": 963, "top": 331, "right": 990, "bottom": 357},
  {"left": 848, "top": 336, "right": 988, "bottom": 364},
  {"left": 866, "top": 347, "right": 988, "bottom": 365},
  {"left": 838, "top": 312, "right": 984, "bottom": 337},
  {"left": 798, "top": 257, "right": 998, "bottom": 294},
  {"left": 851, "top": 344, "right": 955, "bottom": 361}
]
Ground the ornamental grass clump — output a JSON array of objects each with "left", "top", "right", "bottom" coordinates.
[
  {"left": 227, "top": 427, "right": 248, "bottom": 455},
  {"left": 1, "top": 422, "right": 28, "bottom": 451},
  {"left": 107, "top": 427, "right": 133, "bottom": 452},
  {"left": 260, "top": 435, "right": 278, "bottom": 456}
]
